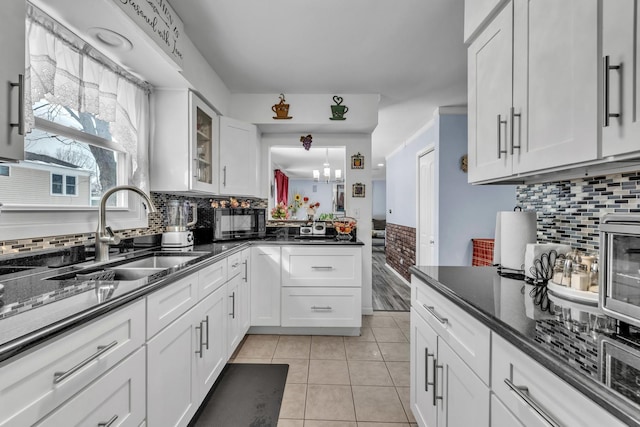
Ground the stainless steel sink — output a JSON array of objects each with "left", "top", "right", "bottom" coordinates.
[
  {"left": 46, "top": 267, "right": 165, "bottom": 282},
  {"left": 108, "top": 268, "right": 165, "bottom": 280},
  {"left": 115, "top": 254, "right": 202, "bottom": 269}
]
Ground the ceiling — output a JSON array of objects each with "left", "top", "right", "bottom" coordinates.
[{"left": 170, "top": 0, "right": 468, "bottom": 179}]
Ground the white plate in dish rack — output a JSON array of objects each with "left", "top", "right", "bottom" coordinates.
[{"left": 547, "top": 280, "right": 599, "bottom": 306}]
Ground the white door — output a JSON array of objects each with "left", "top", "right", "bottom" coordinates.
[
  {"left": 602, "top": 0, "right": 640, "bottom": 157},
  {"left": 250, "top": 247, "right": 281, "bottom": 326},
  {"left": 196, "top": 286, "right": 227, "bottom": 398},
  {"left": 226, "top": 273, "right": 243, "bottom": 358},
  {"left": 512, "top": 0, "right": 598, "bottom": 173},
  {"left": 239, "top": 248, "right": 251, "bottom": 335},
  {"left": 467, "top": 2, "right": 514, "bottom": 182},
  {"left": 418, "top": 150, "right": 436, "bottom": 266}
]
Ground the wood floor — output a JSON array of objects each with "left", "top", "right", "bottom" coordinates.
[{"left": 372, "top": 246, "right": 411, "bottom": 311}]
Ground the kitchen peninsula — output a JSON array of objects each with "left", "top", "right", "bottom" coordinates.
[{"left": 410, "top": 265, "right": 639, "bottom": 427}]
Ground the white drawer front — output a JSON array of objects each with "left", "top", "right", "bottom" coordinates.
[
  {"left": 147, "top": 274, "right": 199, "bottom": 338},
  {"left": 411, "top": 275, "right": 490, "bottom": 384},
  {"left": 492, "top": 334, "right": 626, "bottom": 427},
  {"left": 35, "top": 347, "right": 146, "bottom": 427},
  {"left": 282, "top": 246, "right": 362, "bottom": 287},
  {"left": 198, "top": 259, "right": 227, "bottom": 298},
  {"left": 0, "top": 299, "right": 145, "bottom": 427},
  {"left": 281, "top": 287, "right": 361, "bottom": 327},
  {"left": 227, "top": 251, "right": 243, "bottom": 279}
]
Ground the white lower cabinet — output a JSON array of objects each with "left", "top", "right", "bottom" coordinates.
[
  {"left": 281, "top": 246, "right": 362, "bottom": 287},
  {"left": 35, "top": 348, "right": 146, "bottom": 427},
  {"left": 250, "top": 246, "right": 281, "bottom": 326},
  {"left": 491, "top": 393, "right": 524, "bottom": 427},
  {"left": 226, "top": 273, "right": 244, "bottom": 357},
  {"left": 281, "top": 287, "right": 361, "bottom": 327},
  {"left": 491, "top": 334, "right": 625, "bottom": 427},
  {"left": 410, "top": 309, "right": 489, "bottom": 427},
  {"left": 0, "top": 299, "right": 146, "bottom": 427}
]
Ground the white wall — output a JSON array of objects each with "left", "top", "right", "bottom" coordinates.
[
  {"left": 372, "top": 180, "right": 386, "bottom": 219},
  {"left": 262, "top": 133, "right": 374, "bottom": 314}
]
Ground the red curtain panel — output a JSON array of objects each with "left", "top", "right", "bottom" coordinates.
[{"left": 274, "top": 169, "right": 289, "bottom": 205}]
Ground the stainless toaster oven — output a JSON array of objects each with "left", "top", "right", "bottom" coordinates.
[{"left": 600, "top": 213, "right": 640, "bottom": 327}]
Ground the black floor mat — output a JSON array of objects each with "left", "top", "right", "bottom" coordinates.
[{"left": 189, "top": 363, "right": 289, "bottom": 427}]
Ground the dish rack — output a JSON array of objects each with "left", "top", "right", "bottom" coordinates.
[{"left": 332, "top": 217, "right": 357, "bottom": 240}]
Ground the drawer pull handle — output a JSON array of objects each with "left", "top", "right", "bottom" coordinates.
[
  {"left": 423, "top": 304, "right": 448, "bottom": 325},
  {"left": 433, "top": 358, "right": 443, "bottom": 406},
  {"left": 229, "top": 292, "right": 236, "bottom": 318},
  {"left": 311, "top": 266, "right": 334, "bottom": 270},
  {"left": 311, "top": 306, "right": 332, "bottom": 310},
  {"left": 195, "top": 322, "right": 204, "bottom": 358},
  {"left": 53, "top": 340, "right": 118, "bottom": 384},
  {"left": 504, "top": 378, "right": 560, "bottom": 427},
  {"left": 232, "top": 262, "right": 240, "bottom": 268},
  {"left": 425, "top": 347, "right": 434, "bottom": 391},
  {"left": 98, "top": 415, "right": 118, "bottom": 427},
  {"left": 202, "top": 315, "right": 210, "bottom": 350}
]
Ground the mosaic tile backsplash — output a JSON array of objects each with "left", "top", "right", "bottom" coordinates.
[
  {"left": 517, "top": 172, "right": 640, "bottom": 253},
  {"left": 0, "top": 193, "right": 267, "bottom": 256}
]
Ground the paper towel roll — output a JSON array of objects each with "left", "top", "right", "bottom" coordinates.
[
  {"left": 524, "top": 243, "right": 572, "bottom": 279},
  {"left": 495, "top": 211, "right": 537, "bottom": 270}
]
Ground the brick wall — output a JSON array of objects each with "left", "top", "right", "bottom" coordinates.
[{"left": 385, "top": 223, "right": 416, "bottom": 281}]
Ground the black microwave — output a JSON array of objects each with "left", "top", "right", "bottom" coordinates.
[{"left": 211, "top": 208, "right": 266, "bottom": 241}]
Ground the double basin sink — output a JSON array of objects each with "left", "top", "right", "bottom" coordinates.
[{"left": 46, "top": 252, "right": 210, "bottom": 283}]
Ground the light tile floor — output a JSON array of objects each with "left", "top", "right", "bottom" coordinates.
[{"left": 230, "top": 311, "right": 417, "bottom": 427}]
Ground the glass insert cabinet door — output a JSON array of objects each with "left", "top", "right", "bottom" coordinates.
[{"left": 190, "top": 93, "right": 219, "bottom": 192}]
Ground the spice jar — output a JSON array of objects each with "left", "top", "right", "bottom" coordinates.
[
  {"left": 552, "top": 258, "right": 566, "bottom": 285},
  {"left": 571, "top": 263, "right": 590, "bottom": 291}
]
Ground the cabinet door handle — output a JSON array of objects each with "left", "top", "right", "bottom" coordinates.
[
  {"left": 10, "top": 74, "right": 24, "bottom": 135},
  {"left": 425, "top": 347, "right": 435, "bottom": 392},
  {"left": 232, "top": 261, "right": 240, "bottom": 268},
  {"left": 202, "top": 315, "right": 210, "bottom": 350},
  {"left": 504, "top": 378, "right": 560, "bottom": 427},
  {"left": 193, "top": 158, "right": 199, "bottom": 179},
  {"left": 311, "top": 266, "right": 334, "bottom": 270},
  {"left": 603, "top": 55, "right": 622, "bottom": 127},
  {"left": 98, "top": 415, "right": 118, "bottom": 427},
  {"left": 229, "top": 291, "right": 235, "bottom": 318},
  {"left": 423, "top": 304, "right": 448, "bottom": 325},
  {"left": 510, "top": 107, "right": 521, "bottom": 154},
  {"left": 496, "top": 114, "right": 508, "bottom": 159},
  {"left": 311, "top": 305, "right": 332, "bottom": 310},
  {"left": 433, "top": 358, "right": 443, "bottom": 406},
  {"left": 223, "top": 166, "right": 227, "bottom": 187},
  {"left": 243, "top": 259, "right": 248, "bottom": 282},
  {"left": 53, "top": 340, "right": 118, "bottom": 384},
  {"left": 195, "top": 322, "right": 204, "bottom": 358}
]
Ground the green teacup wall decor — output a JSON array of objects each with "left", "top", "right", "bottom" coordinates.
[
  {"left": 330, "top": 95, "right": 348, "bottom": 120},
  {"left": 272, "top": 93, "right": 292, "bottom": 119}
]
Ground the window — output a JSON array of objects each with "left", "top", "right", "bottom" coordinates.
[
  {"left": 50, "top": 173, "right": 77, "bottom": 196},
  {"left": 0, "top": 166, "right": 9, "bottom": 177}
]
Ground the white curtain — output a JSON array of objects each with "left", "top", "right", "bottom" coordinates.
[{"left": 24, "top": 5, "right": 151, "bottom": 192}]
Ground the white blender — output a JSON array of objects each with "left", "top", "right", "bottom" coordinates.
[{"left": 161, "top": 200, "right": 197, "bottom": 249}]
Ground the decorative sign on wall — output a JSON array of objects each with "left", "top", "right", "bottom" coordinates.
[
  {"left": 112, "top": 0, "right": 185, "bottom": 69},
  {"left": 351, "top": 152, "right": 364, "bottom": 169},
  {"left": 352, "top": 183, "right": 365, "bottom": 198},
  {"left": 300, "top": 134, "right": 313, "bottom": 151},
  {"left": 330, "top": 95, "right": 348, "bottom": 120},
  {"left": 272, "top": 93, "right": 292, "bottom": 119}
]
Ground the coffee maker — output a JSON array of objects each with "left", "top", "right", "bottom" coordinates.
[{"left": 162, "top": 200, "right": 197, "bottom": 249}]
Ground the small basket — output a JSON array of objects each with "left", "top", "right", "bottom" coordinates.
[{"left": 332, "top": 217, "right": 357, "bottom": 240}]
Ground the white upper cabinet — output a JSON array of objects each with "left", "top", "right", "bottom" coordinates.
[
  {"left": 0, "top": 0, "right": 26, "bottom": 161},
  {"left": 468, "top": 0, "right": 599, "bottom": 183},
  {"left": 151, "top": 90, "right": 220, "bottom": 194},
  {"left": 464, "top": 0, "right": 508, "bottom": 43},
  {"left": 602, "top": 1, "right": 640, "bottom": 157},
  {"left": 219, "top": 116, "right": 259, "bottom": 196}
]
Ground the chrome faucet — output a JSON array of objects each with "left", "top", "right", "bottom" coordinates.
[{"left": 95, "top": 185, "right": 157, "bottom": 262}]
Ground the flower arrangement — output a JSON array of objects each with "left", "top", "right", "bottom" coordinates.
[
  {"left": 270, "top": 202, "right": 290, "bottom": 219},
  {"left": 210, "top": 198, "right": 251, "bottom": 208},
  {"left": 305, "top": 197, "right": 320, "bottom": 218},
  {"left": 288, "top": 193, "right": 303, "bottom": 214}
]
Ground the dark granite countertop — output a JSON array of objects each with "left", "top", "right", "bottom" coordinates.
[
  {"left": 410, "top": 265, "right": 640, "bottom": 427},
  {"left": 0, "top": 236, "right": 363, "bottom": 363}
]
